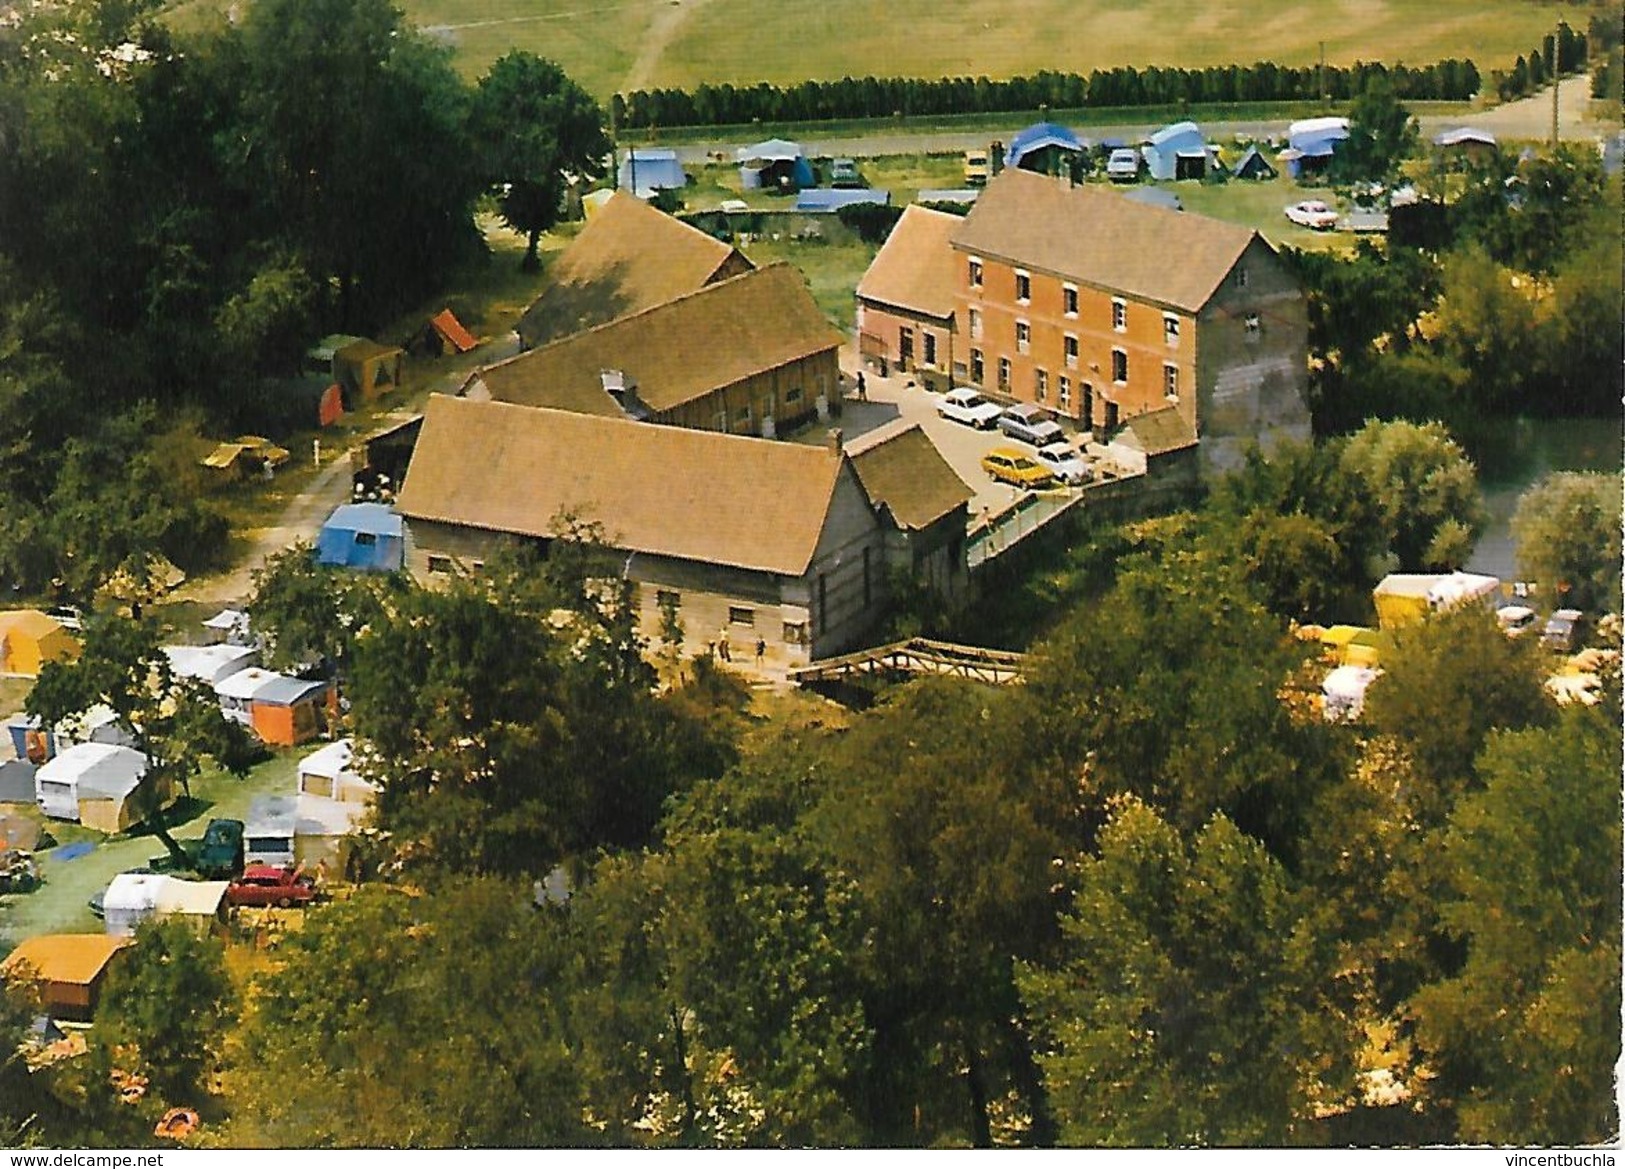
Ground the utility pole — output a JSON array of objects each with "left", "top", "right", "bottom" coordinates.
[
  {"left": 1320, "top": 41, "right": 1327, "bottom": 108},
  {"left": 1551, "top": 22, "right": 1561, "bottom": 147}
]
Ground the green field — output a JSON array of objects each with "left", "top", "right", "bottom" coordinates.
[{"left": 399, "top": 0, "right": 1598, "bottom": 98}]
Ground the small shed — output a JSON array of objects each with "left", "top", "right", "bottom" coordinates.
[
  {"left": 2, "top": 934, "right": 133, "bottom": 1021},
  {"left": 164, "top": 644, "right": 259, "bottom": 686},
  {"left": 1231, "top": 145, "right": 1278, "bottom": 180},
  {"left": 35, "top": 743, "right": 158, "bottom": 830},
  {"left": 316, "top": 503, "right": 405, "bottom": 572},
  {"left": 245, "top": 794, "right": 299, "bottom": 868},
  {"left": 736, "top": 139, "right": 815, "bottom": 192},
  {"left": 1142, "top": 121, "right": 1209, "bottom": 180},
  {"left": 0, "top": 610, "right": 80, "bottom": 678},
  {"left": 619, "top": 148, "right": 689, "bottom": 200},
  {"left": 1006, "top": 122, "right": 1086, "bottom": 176},
  {"left": 793, "top": 188, "right": 892, "bottom": 213}
]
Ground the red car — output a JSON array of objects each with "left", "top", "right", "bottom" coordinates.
[{"left": 227, "top": 864, "right": 318, "bottom": 908}]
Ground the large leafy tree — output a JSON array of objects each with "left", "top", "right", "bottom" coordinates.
[
  {"left": 1410, "top": 709, "right": 1622, "bottom": 1144},
  {"left": 1511, "top": 472, "right": 1623, "bottom": 613},
  {"left": 1332, "top": 77, "right": 1418, "bottom": 184},
  {"left": 97, "top": 916, "right": 235, "bottom": 1102},
  {"left": 472, "top": 52, "right": 610, "bottom": 269},
  {"left": 230, "top": 881, "right": 588, "bottom": 1146},
  {"left": 1019, "top": 799, "right": 1336, "bottom": 1146},
  {"left": 1337, "top": 418, "right": 1485, "bottom": 573}
]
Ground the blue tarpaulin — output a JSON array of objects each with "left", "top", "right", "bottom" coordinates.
[{"left": 315, "top": 503, "right": 404, "bottom": 572}]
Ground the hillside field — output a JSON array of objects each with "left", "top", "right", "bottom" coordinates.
[{"left": 400, "top": 0, "right": 1598, "bottom": 99}]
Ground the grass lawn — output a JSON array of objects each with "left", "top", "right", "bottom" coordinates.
[
  {"left": 0, "top": 750, "right": 302, "bottom": 945},
  {"left": 395, "top": 0, "right": 1591, "bottom": 99}
]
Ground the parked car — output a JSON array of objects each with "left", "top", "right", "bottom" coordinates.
[
  {"left": 226, "top": 864, "right": 318, "bottom": 909},
  {"left": 981, "top": 448, "right": 1056, "bottom": 490},
  {"left": 938, "top": 387, "right": 1003, "bottom": 429},
  {"left": 195, "top": 818, "right": 245, "bottom": 879},
  {"left": 1541, "top": 608, "right": 1587, "bottom": 653},
  {"left": 828, "top": 158, "right": 863, "bottom": 188},
  {"left": 997, "top": 403, "right": 1067, "bottom": 447},
  {"left": 1284, "top": 200, "right": 1339, "bottom": 230},
  {"left": 1106, "top": 148, "right": 1141, "bottom": 181},
  {"left": 1033, "top": 443, "right": 1090, "bottom": 485},
  {"left": 45, "top": 605, "right": 83, "bottom": 631}
]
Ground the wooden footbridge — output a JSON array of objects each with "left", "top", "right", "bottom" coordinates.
[{"left": 788, "top": 637, "right": 1027, "bottom": 687}]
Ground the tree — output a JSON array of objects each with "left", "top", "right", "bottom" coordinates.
[
  {"left": 214, "top": 255, "right": 320, "bottom": 378},
  {"left": 472, "top": 52, "right": 609, "bottom": 269},
  {"left": 1360, "top": 607, "right": 1551, "bottom": 798},
  {"left": 229, "top": 881, "right": 590, "bottom": 1146},
  {"left": 1333, "top": 77, "right": 1418, "bottom": 184},
  {"left": 1337, "top": 419, "right": 1485, "bottom": 573},
  {"left": 1018, "top": 799, "right": 1337, "bottom": 1146},
  {"left": 1410, "top": 710, "right": 1622, "bottom": 1144},
  {"left": 1511, "top": 472, "right": 1623, "bottom": 613},
  {"left": 98, "top": 916, "right": 235, "bottom": 1101}
]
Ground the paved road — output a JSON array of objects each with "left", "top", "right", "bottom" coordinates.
[{"left": 665, "top": 78, "right": 1604, "bottom": 163}]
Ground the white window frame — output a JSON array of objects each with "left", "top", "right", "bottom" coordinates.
[
  {"left": 1058, "top": 375, "right": 1072, "bottom": 408},
  {"left": 1034, "top": 368, "right": 1048, "bottom": 401},
  {"left": 1063, "top": 333, "right": 1079, "bottom": 369},
  {"left": 1112, "top": 298, "right": 1127, "bottom": 333},
  {"left": 997, "top": 356, "right": 1011, "bottom": 390},
  {"left": 1245, "top": 312, "right": 1261, "bottom": 338},
  {"left": 1015, "top": 319, "right": 1031, "bottom": 355},
  {"left": 1112, "top": 348, "right": 1128, "bottom": 385},
  {"left": 968, "top": 256, "right": 984, "bottom": 290},
  {"left": 1062, "top": 283, "right": 1079, "bottom": 318},
  {"left": 1163, "top": 314, "right": 1180, "bottom": 347},
  {"left": 968, "top": 307, "right": 983, "bottom": 340},
  {"left": 1164, "top": 363, "right": 1179, "bottom": 401},
  {"left": 1014, "top": 269, "right": 1032, "bottom": 304}
]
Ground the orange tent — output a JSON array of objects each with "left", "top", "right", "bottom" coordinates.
[
  {"left": 0, "top": 610, "right": 80, "bottom": 677},
  {"left": 428, "top": 309, "right": 478, "bottom": 355}
]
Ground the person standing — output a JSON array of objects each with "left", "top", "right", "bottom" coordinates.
[
  {"left": 717, "top": 627, "right": 731, "bottom": 662},
  {"left": 856, "top": 371, "right": 867, "bottom": 401},
  {"left": 754, "top": 636, "right": 766, "bottom": 667}
]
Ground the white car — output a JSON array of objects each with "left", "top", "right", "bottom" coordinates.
[
  {"left": 1285, "top": 200, "right": 1339, "bottom": 230},
  {"left": 1033, "top": 443, "right": 1089, "bottom": 486},
  {"left": 938, "top": 387, "right": 1003, "bottom": 430}
]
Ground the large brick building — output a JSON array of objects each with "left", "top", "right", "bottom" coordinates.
[{"left": 857, "top": 169, "right": 1311, "bottom": 474}]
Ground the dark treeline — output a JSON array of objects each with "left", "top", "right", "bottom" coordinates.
[
  {"left": 1488, "top": 18, "right": 1591, "bottom": 101},
  {"left": 614, "top": 58, "right": 1482, "bottom": 130}
]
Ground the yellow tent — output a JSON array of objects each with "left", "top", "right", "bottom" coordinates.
[{"left": 0, "top": 610, "right": 80, "bottom": 678}]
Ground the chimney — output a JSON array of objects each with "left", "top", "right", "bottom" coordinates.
[{"left": 827, "top": 427, "right": 843, "bottom": 456}]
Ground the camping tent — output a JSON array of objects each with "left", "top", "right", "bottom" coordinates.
[
  {"left": 0, "top": 610, "right": 80, "bottom": 678},
  {"left": 419, "top": 309, "right": 478, "bottom": 356},
  {"left": 618, "top": 149, "right": 688, "bottom": 200},
  {"left": 333, "top": 339, "right": 404, "bottom": 406},
  {"left": 316, "top": 503, "right": 405, "bottom": 572},
  {"left": 200, "top": 609, "right": 251, "bottom": 646},
  {"left": 1231, "top": 145, "right": 1278, "bottom": 180},
  {"left": 1006, "top": 122, "right": 1085, "bottom": 174},
  {"left": 1322, "top": 665, "right": 1381, "bottom": 722},
  {"left": 1142, "top": 121, "right": 1209, "bottom": 180},
  {"left": 736, "top": 139, "right": 814, "bottom": 192}
]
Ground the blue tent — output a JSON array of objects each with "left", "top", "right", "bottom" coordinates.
[
  {"left": 316, "top": 503, "right": 404, "bottom": 572},
  {"left": 618, "top": 149, "right": 688, "bottom": 200},
  {"left": 1141, "top": 121, "right": 1208, "bottom": 180},
  {"left": 1285, "top": 117, "right": 1349, "bottom": 177},
  {"left": 1006, "top": 122, "right": 1084, "bottom": 172}
]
